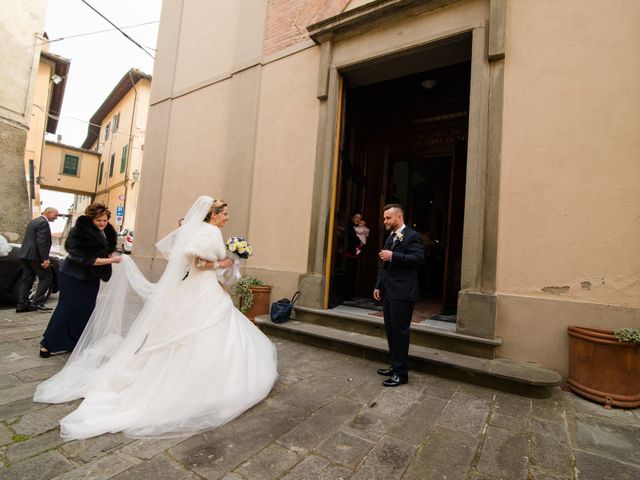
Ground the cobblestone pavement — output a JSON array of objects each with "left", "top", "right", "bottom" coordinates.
[{"left": 1, "top": 301, "right": 639, "bottom": 480}]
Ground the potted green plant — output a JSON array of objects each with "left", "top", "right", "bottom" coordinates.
[
  {"left": 614, "top": 328, "right": 640, "bottom": 344},
  {"left": 235, "top": 277, "right": 271, "bottom": 321},
  {"left": 567, "top": 326, "right": 640, "bottom": 409}
]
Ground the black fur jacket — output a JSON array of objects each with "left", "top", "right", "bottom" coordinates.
[{"left": 62, "top": 215, "right": 117, "bottom": 281}]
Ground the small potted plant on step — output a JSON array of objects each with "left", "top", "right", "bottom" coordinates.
[
  {"left": 567, "top": 326, "right": 640, "bottom": 409},
  {"left": 235, "top": 277, "right": 271, "bottom": 321}
]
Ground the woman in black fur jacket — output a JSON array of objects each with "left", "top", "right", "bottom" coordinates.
[{"left": 39, "top": 203, "right": 121, "bottom": 357}]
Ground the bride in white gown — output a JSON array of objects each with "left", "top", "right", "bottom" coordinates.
[{"left": 34, "top": 196, "right": 278, "bottom": 440}]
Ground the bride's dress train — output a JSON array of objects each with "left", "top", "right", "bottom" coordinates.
[{"left": 34, "top": 197, "right": 278, "bottom": 440}]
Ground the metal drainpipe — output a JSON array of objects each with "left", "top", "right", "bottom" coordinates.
[
  {"left": 103, "top": 131, "right": 114, "bottom": 206},
  {"left": 92, "top": 138, "right": 100, "bottom": 202},
  {"left": 120, "top": 71, "right": 138, "bottom": 232}
]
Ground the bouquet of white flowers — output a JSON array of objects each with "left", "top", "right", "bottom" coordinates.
[
  {"left": 225, "top": 237, "right": 253, "bottom": 259},
  {"left": 217, "top": 237, "right": 253, "bottom": 286}
]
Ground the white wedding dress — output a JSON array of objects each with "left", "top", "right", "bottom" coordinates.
[{"left": 34, "top": 197, "right": 278, "bottom": 440}]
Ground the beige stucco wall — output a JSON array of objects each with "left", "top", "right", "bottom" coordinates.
[
  {"left": 0, "top": 0, "right": 47, "bottom": 127},
  {"left": 157, "top": 79, "right": 233, "bottom": 235},
  {"left": 135, "top": 0, "right": 320, "bottom": 301},
  {"left": 171, "top": 0, "right": 267, "bottom": 96},
  {"left": 136, "top": 0, "right": 639, "bottom": 376},
  {"left": 495, "top": 0, "right": 640, "bottom": 375},
  {"left": 246, "top": 47, "right": 321, "bottom": 297},
  {"left": 41, "top": 142, "right": 100, "bottom": 194}
]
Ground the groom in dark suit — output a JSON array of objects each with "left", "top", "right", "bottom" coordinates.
[
  {"left": 16, "top": 207, "right": 58, "bottom": 312},
  {"left": 373, "top": 204, "right": 425, "bottom": 387}
]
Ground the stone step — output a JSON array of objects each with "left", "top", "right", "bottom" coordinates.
[
  {"left": 294, "top": 305, "right": 502, "bottom": 359},
  {"left": 255, "top": 315, "right": 562, "bottom": 388}
]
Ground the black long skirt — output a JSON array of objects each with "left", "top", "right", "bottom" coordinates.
[{"left": 42, "top": 272, "right": 100, "bottom": 353}]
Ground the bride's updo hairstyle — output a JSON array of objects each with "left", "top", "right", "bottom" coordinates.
[{"left": 203, "top": 199, "right": 227, "bottom": 222}]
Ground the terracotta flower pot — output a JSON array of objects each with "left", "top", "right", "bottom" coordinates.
[
  {"left": 243, "top": 285, "right": 271, "bottom": 321},
  {"left": 567, "top": 326, "right": 640, "bottom": 409}
]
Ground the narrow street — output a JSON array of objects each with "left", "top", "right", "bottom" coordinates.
[{"left": 1, "top": 300, "right": 639, "bottom": 479}]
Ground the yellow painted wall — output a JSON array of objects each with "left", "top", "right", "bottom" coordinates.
[
  {"left": 41, "top": 142, "right": 100, "bottom": 195},
  {"left": 94, "top": 78, "right": 151, "bottom": 231},
  {"left": 23, "top": 59, "right": 53, "bottom": 216}
]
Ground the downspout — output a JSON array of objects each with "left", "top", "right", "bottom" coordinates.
[
  {"left": 92, "top": 138, "right": 100, "bottom": 202},
  {"left": 120, "top": 71, "right": 139, "bottom": 231}
]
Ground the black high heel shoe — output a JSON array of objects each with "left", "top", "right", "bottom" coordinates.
[{"left": 39, "top": 346, "right": 51, "bottom": 358}]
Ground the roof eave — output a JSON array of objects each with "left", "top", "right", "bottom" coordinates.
[{"left": 41, "top": 51, "right": 71, "bottom": 134}]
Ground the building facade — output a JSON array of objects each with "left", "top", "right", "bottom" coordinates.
[
  {"left": 0, "top": 0, "right": 49, "bottom": 241},
  {"left": 24, "top": 49, "right": 70, "bottom": 218},
  {"left": 40, "top": 141, "right": 100, "bottom": 197},
  {"left": 134, "top": 0, "right": 640, "bottom": 376},
  {"left": 82, "top": 69, "right": 151, "bottom": 232}
]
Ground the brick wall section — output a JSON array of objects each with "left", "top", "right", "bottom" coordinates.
[{"left": 264, "top": 0, "right": 351, "bottom": 55}]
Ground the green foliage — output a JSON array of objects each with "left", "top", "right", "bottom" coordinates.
[
  {"left": 614, "top": 328, "right": 640, "bottom": 344},
  {"left": 235, "top": 277, "right": 264, "bottom": 313},
  {"left": 12, "top": 434, "right": 30, "bottom": 443}
]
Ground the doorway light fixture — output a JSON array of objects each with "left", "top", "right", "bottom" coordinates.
[
  {"left": 51, "top": 74, "right": 63, "bottom": 85},
  {"left": 421, "top": 78, "right": 437, "bottom": 89}
]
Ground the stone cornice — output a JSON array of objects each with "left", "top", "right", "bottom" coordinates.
[{"left": 307, "top": 0, "right": 463, "bottom": 43}]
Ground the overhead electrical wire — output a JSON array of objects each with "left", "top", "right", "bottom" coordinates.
[
  {"left": 80, "top": 0, "right": 155, "bottom": 59},
  {"left": 42, "top": 20, "right": 158, "bottom": 48}
]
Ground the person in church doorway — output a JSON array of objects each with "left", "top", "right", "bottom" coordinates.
[{"left": 344, "top": 212, "right": 369, "bottom": 300}]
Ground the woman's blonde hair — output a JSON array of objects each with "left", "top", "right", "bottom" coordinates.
[{"left": 203, "top": 199, "right": 227, "bottom": 222}]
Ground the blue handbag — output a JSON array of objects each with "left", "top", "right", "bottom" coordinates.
[{"left": 270, "top": 291, "right": 300, "bottom": 324}]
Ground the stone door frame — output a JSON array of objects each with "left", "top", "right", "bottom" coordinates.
[{"left": 299, "top": 0, "right": 506, "bottom": 340}]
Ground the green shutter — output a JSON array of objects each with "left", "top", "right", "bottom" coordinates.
[
  {"left": 98, "top": 162, "right": 104, "bottom": 184},
  {"left": 120, "top": 144, "right": 128, "bottom": 173},
  {"left": 109, "top": 153, "right": 115, "bottom": 177},
  {"left": 62, "top": 154, "right": 79, "bottom": 175}
]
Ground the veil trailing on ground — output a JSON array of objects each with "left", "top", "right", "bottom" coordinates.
[{"left": 34, "top": 196, "right": 216, "bottom": 403}]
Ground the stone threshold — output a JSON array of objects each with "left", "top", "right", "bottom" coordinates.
[
  {"left": 255, "top": 315, "right": 562, "bottom": 387},
  {"left": 295, "top": 305, "right": 503, "bottom": 346}
]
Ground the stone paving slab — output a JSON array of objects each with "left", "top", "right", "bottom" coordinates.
[
  {"left": 0, "top": 305, "right": 639, "bottom": 479},
  {"left": 475, "top": 425, "right": 529, "bottom": 479},
  {"left": 235, "top": 443, "right": 300, "bottom": 480},
  {"left": 314, "top": 430, "right": 373, "bottom": 469}
]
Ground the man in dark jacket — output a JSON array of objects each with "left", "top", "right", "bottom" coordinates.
[
  {"left": 16, "top": 207, "right": 59, "bottom": 312},
  {"left": 374, "top": 204, "right": 425, "bottom": 386}
]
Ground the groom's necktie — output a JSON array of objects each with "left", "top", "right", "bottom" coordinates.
[{"left": 384, "top": 233, "right": 395, "bottom": 249}]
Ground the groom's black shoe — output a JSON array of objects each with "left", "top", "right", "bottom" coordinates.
[
  {"left": 376, "top": 367, "right": 394, "bottom": 376},
  {"left": 382, "top": 374, "right": 408, "bottom": 387},
  {"left": 16, "top": 305, "right": 38, "bottom": 313}
]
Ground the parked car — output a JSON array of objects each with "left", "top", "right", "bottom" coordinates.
[
  {"left": 0, "top": 235, "right": 64, "bottom": 304},
  {"left": 116, "top": 228, "right": 129, "bottom": 252},
  {"left": 123, "top": 230, "right": 134, "bottom": 254}
]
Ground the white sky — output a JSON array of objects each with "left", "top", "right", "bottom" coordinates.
[{"left": 41, "top": 0, "right": 162, "bottom": 232}]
